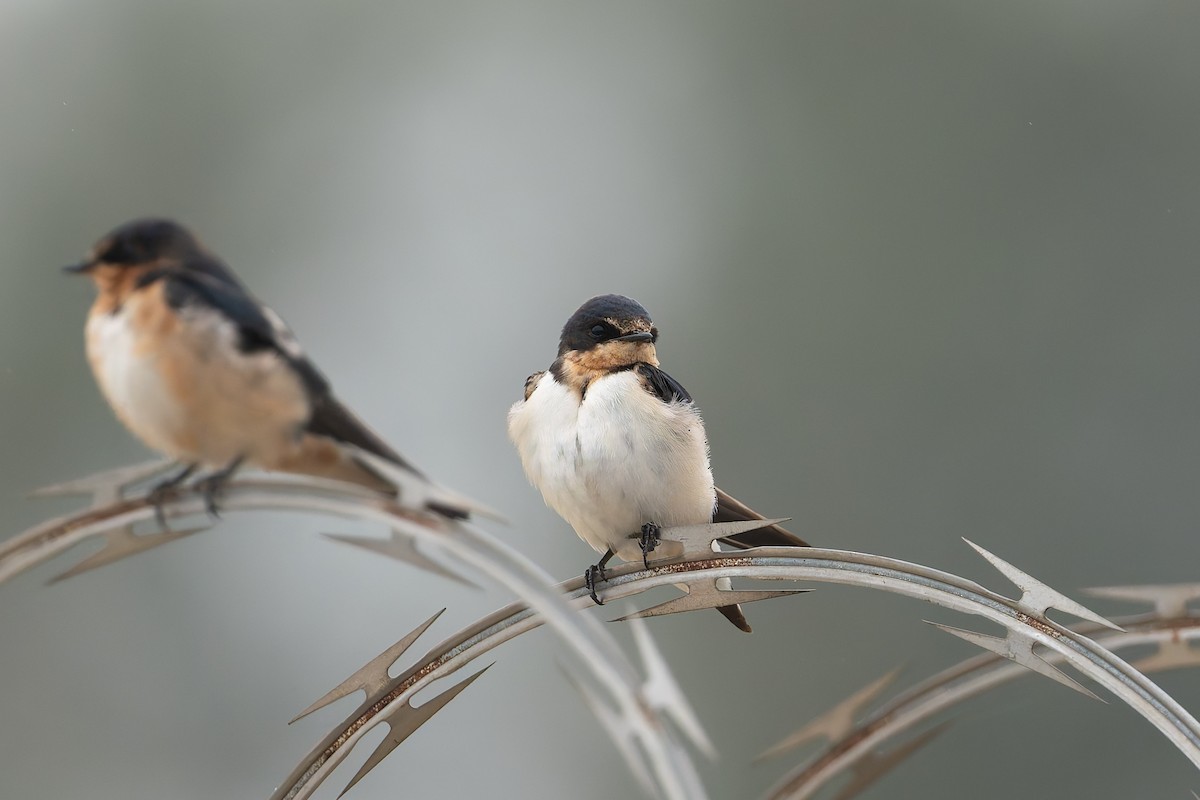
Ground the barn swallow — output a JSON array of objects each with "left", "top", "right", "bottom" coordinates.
[
  {"left": 508, "top": 294, "right": 807, "bottom": 632},
  {"left": 66, "top": 217, "right": 467, "bottom": 519}
]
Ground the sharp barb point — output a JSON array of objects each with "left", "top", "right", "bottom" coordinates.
[
  {"left": 628, "top": 615, "right": 718, "bottom": 760},
  {"left": 614, "top": 580, "right": 809, "bottom": 623},
  {"left": 29, "top": 459, "right": 176, "bottom": 502},
  {"left": 928, "top": 621, "right": 1101, "bottom": 701},
  {"left": 1132, "top": 640, "right": 1200, "bottom": 674},
  {"left": 559, "top": 662, "right": 657, "bottom": 796},
  {"left": 1084, "top": 583, "right": 1200, "bottom": 620},
  {"left": 291, "top": 609, "right": 448, "bottom": 724},
  {"left": 325, "top": 530, "right": 476, "bottom": 588},
  {"left": 757, "top": 665, "right": 905, "bottom": 762},
  {"left": 829, "top": 720, "right": 953, "bottom": 800},
  {"left": 660, "top": 518, "right": 793, "bottom": 558},
  {"left": 46, "top": 524, "right": 206, "bottom": 584},
  {"left": 351, "top": 450, "right": 504, "bottom": 521},
  {"left": 964, "top": 539, "right": 1123, "bottom": 631},
  {"left": 336, "top": 665, "right": 491, "bottom": 798}
]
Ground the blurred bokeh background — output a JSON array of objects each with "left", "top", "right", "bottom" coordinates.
[{"left": 2, "top": 1, "right": 1199, "bottom": 798}]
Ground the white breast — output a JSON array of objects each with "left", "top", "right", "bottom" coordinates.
[
  {"left": 86, "top": 306, "right": 186, "bottom": 456},
  {"left": 508, "top": 370, "right": 716, "bottom": 558},
  {"left": 85, "top": 291, "right": 311, "bottom": 468}
]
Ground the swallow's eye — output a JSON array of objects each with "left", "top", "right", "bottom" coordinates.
[{"left": 590, "top": 324, "right": 608, "bottom": 339}]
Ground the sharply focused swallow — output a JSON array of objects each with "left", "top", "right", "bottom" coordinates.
[
  {"left": 508, "top": 294, "right": 807, "bottom": 631},
  {"left": 66, "top": 217, "right": 467, "bottom": 517}
]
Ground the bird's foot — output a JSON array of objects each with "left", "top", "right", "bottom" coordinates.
[
  {"left": 193, "top": 457, "right": 244, "bottom": 519},
  {"left": 584, "top": 563, "right": 607, "bottom": 605},
  {"left": 584, "top": 548, "right": 615, "bottom": 605},
  {"left": 639, "top": 522, "right": 662, "bottom": 570},
  {"left": 146, "top": 463, "right": 198, "bottom": 530},
  {"left": 195, "top": 475, "right": 226, "bottom": 519}
]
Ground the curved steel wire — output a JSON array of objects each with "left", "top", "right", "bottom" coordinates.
[
  {"left": 4, "top": 464, "right": 707, "bottom": 800},
  {"left": 763, "top": 604, "right": 1200, "bottom": 799},
  {"left": 7, "top": 464, "right": 1200, "bottom": 799},
  {"left": 275, "top": 554, "right": 1200, "bottom": 799}
]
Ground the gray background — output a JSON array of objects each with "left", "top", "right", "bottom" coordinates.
[{"left": 1, "top": 1, "right": 1198, "bottom": 798}]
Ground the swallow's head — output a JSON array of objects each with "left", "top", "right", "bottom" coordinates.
[
  {"left": 65, "top": 218, "right": 244, "bottom": 301},
  {"left": 557, "top": 294, "right": 660, "bottom": 374},
  {"left": 65, "top": 218, "right": 204, "bottom": 287}
]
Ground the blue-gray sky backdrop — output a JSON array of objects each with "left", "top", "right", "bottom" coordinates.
[{"left": 1, "top": 2, "right": 1198, "bottom": 798}]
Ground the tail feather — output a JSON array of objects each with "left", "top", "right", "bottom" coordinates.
[
  {"left": 717, "top": 604, "right": 753, "bottom": 633},
  {"left": 298, "top": 396, "right": 480, "bottom": 519},
  {"left": 305, "top": 395, "right": 426, "bottom": 478},
  {"left": 271, "top": 433, "right": 396, "bottom": 493},
  {"left": 711, "top": 487, "right": 807, "bottom": 632}
]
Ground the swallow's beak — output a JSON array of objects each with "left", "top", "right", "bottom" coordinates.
[
  {"left": 614, "top": 331, "right": 655, "bottom": 343},
  {"left": 63, "top": 260, "right": 92, "bottom": 275}
]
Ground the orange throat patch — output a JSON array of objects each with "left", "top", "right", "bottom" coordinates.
[
  {"left": 554, "top": 341, "right": 659, "bottom": 396},
  {"left": 87, "top": 264, "right": 160, "bottom": 316}
]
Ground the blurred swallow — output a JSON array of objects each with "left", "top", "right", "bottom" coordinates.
[
  {"left": 508, "top": 294, "right": 807, "bottom": 632},
  {"left": 66, "top": 217, "right": 468, "bottom": 518}
]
